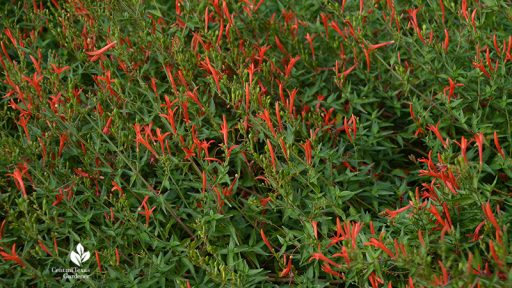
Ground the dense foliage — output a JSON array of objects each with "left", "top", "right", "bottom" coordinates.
[{"left": 1, "top": 0, "right": 512, "bottom": 286}]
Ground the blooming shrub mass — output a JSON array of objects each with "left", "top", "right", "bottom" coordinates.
[{"left": 1, "top": 0, "right": 512, "bottom": 287}]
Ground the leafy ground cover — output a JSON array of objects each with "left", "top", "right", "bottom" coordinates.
[{"left": 1, "top": 0, "right": 512, "bottom": 286}]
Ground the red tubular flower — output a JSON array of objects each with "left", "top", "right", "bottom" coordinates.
[
  {"left": 454, "top": 136, "right": 469, "bottom": 163},
  {"left": 1, "top": 41, "right": 13, "bottom": 63},
  {"left": 364, "top": 238, "right": 395, "bottom": 258},
  {"left": 216, "top": 18, "right": 224, "bottom": 47},
  {"left": 134, "top": 124, "right": 158, "bottom": 157},
  {"left": 102, "top": 117, "right": 113, "bottom": 135},
  {"left": 472, "top": 61, "right": 491, "bottom": 78},
  {"left": 362, "top": 45, "right": 371, "bottom": 71},
  {"left": 6, "top": 167, "right": 27, "bottom": 198},
  {"left": 428, "top": 204, "right": 446, "bottom": 227},
  {"left": 408, "top": 277, "right": 415, "bottom": 288},
  {"left": 309, "top": 252, "right": 340, "bottom": 268},
  {"left": 368, "top": 41, "right": 395, "bottom": 51},
  {"left": 409, "top": 103, "right": 416, "bottom": 122},
  {"left": 275, "top": 102, "right": 283, "bottom": 132},
  {"left": 305, "top": 33, "right": 315, "bottom": 60},
  {"left": 150, "top": 78, "right": 158, "bottom": 97},
  {"left": 461, "top": 0, "right": 468, "bottom": 21},
  {"left": 322, "top": 263, "right": 345, "bottom": 278},
  {"left": 443, "top": 29, "right": 449, "bottom": 52},
  {"left": 201, "top": 57, "right": 221, "bottom": 93},
  {"left": 482, "top": 201, "right": 501, "bottom": 236},
  {"left": 267, "top": 139, "right": 276, "bottom": 170},
  {"left": 22, "top": 72, "right": 43, "bottom": 98},
  {"left": 302, "top": 140, "right": 312, "bottom": 165},
  {"left": 280, "top": 255, "right": 293, "bottom": 277},
  {"left": 442, "top": 202, "right": 453, "bottom": 228},
  {"left": 320, "top": 13, "right": 329, "bottom": 39},
  {"left": 474, "top": 132, "right": 484, "bottom": 166},
  {"left": 95, "top": 251, "right": 102, "bottom": 272},
  {"left": 138, "top": 196, "right": 156, "bottom": 227},
  {"left": 185, "top": 88, "right": 204, "bottom": 110},
  {"left": 222, "top": 1, "right": 232, "bottom": 25},
  {"left": 260, "top": 229, "right": 274, "bottom": 252},
  {"left": 274, "top": 36, "right": 286, "bottom": 54},
  {"left": 329, "top": 21, "right": 345, "bottom": 38},
  {"left": 469, "top": 220, "right": 485, "bottom": 242},
  {"left": 443, "top": 77, "right": 464, "bottom": 102},
  {"left": 485, "top": 47, "right": 493, "bottom": 72},
  {"left": 407, "top": 7, "right": 425, "bottom": 44},
  {"left": 384, "top": 204, "right": 411, "bottom": 219},
  {"left": 38, "top": 240, "right": 52, "bottom": 256},
  {"left": 111, "top": 181, "right": 124, "bottom": 196},
  {"left": 493, "top": 35, "right": 501, "bottom": 56},
  {"left": 245, "top": 83, "right": 251, "bottom": 112},
  {"left": 0, "top": 243, "right": 25, "bottom": 267},
  {"left": 220, "top": 115, "right": 229, "bottom": 146},
  {"left": 327, "top": 234, "right": 345, "bottom": 248},
  {"left": 467, "top": 252, "right": 474, "bottom": 274},
  {"left": 284, "top": 55, "right": 300, "bottom": 78},
  {"left": 506, "top": 36, "right": 512, "bottom": 62},
  {"left": 85, "top": 41, "right": 117, "bottom": 61},
  {"left": 418, "top": 230, "right": 425, "bottom": 247},
  {"left": 393, "top": 239, "right": 407, "bottom": 257},
  {"left": 435, "top": 260, "right": 449, "bottom": 286},
  {"left": 164, "top": 65, "right": 178, "bottom": 95},
  {"left": 154, "top": 128, "right": 171, "bottom": 156},
  {"left": 439, "top": 0, "right": 445, "bottom": 23},
  {"left": 0, "top": 220, "right": 5, "bottom": 240},
  {"left": 212, "top": 186, "right": 224, "bottom": 210},
  {"left": 368, "top": 272, "right": 384, "bottom": 288},
  {"left": 50, "top": 64, "right": 70, "bottom": 76},
  {"left": 258, "top": 109, "right": 276, "bottom": 137},
  {"left": 287, "top": 88, "right": 297, "bottom": 116},
  {"left": 489, "top": 240, "right": 503, "bottom": 267},
  {"left": 202, "top": 171, "right": 207, "bottom": 194},
  {"left": 52, "top": 188, "right": 65, "bottom": 206},
  {"left": 349, "top": 114, "right": 357, "bottom": 140},
  {"left": 58, "top": 133, "right": 68, "bottom": 158},
  {"left": 493, "top": 131, "right": 505, "bottom": 159},
  {"left": 260, "top": 197, "right": 271, "bottom": 207},
  {"left": 471, "top": 8, "right": 477, "bottom": 31},
  {"left": 332, "top": 246, "right": 350, "bottom": 266},
  {"left": 345, "top": 221, "right": 363, "bottom": 249},
  {"left": 311, "top": 221, "right": 318, "bottom": 239},
  {"left": 428, "top": 122, "right": 447, "bottom": 148},
  {"left": 344, "top": 117, "right": 353, "bottom": 142},
  {"left": 342, "top": 62, "right": 358, "bottom": 78},
  {"left": 115, "top": 247, "right": 120, "bottom": 265}
]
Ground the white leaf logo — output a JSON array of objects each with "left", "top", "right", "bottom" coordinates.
[{"left": 70, "top": 243, "right": 90, "bottom": 266}]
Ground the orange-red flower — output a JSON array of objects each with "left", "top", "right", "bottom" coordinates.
[
  {"left": 407, "top": 7, "right": 425, "bottom": 44},
  {"left": 364, "top": 238, "right": 395, "bottom": 258},
  {"left": 267, "top": 139, "right": 276, "bottom": 170},
  {"left": 428, "top": 122, "right": 447, "bottom": 148},
  {"left": 0, "top": 243, "right": 25, "bottom": 267},
  {"left": 260, "top": 229, "right": 274, "bottom": 252},
  {"left": 474, "top": 132, "right": 485, "bottom": 166},
  {"left": 6, "top": 166, "right": 28, "bottom": 198},
  {"left": 493, "top": 131, "right": 505, "bottom": 159},
  {"left": 85, "top": 41, "right": 117, "bottom": 61},
  {"left": 482, "top": 201, "right": 501, "bottom": 240},
  {"left": 309, "top": 252, "right": 340, "bottom": 267},
  {"left": 302, "top": 140, "right": 312, "bottom": 165},
  {"left": 279, "top": 255, "right": 293, "bottom": 277}
]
